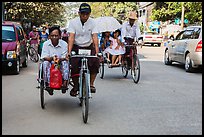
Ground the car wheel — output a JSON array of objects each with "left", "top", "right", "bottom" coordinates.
[
  {"left": 164, "top": 49, "right": 172, "bottom": 65},
  {"left": 22, "top": 55, "right": 28, "bottom": 67},
  {"left": 14, "top": 58, "right": 20, "bottom": 75},
  {"left": 185, "top": 53, "right": 194, "bottom": 72}
]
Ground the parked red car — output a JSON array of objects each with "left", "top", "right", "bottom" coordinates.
[{"left": 2, "top": 21, "right": 28, "bottom": 74}]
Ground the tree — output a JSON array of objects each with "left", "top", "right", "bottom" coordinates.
[
  {"left": 151, "top": 2, "right": 202, "bottom": 24},
  {"left": 3, "top": 2, "right": 67, "bottom": 27},
  {"left": 88, "top": 2, "right": 138, "bottom": 21}
]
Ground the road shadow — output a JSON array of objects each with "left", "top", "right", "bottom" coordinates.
[{"left": 170, "top": 63, "right": 202, "bottom": 74}]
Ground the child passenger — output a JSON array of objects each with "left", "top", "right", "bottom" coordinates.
[{"left": 104, "top": 29, "right": 125, "bottom": 66}]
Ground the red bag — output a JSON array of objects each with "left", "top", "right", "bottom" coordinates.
[{"left": 50, "top": 64, "right": 62, "bottom": 89}]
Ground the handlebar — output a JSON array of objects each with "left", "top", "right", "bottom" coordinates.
[
  {"left": 71, "top": 54, "right": 98, "bottom": 58},
  {"left": 70, "top": 51, "right": 102, "bottom": 58}
]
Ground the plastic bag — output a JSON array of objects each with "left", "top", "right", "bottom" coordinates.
[{"left": 50, "top": 64, "right": 62, "bottom": 89}]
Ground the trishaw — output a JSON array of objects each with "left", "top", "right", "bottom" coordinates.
[
  {"left": 99, "top": 38, "right": 140, "bottom": 83},
  {"left": 37, "top": 51, "right": 101, "bottom": 124}
]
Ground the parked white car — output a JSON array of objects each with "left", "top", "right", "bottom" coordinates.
[
  {"left": 142, "top": 31, "right": 163, "bottom": 47},
  {"left": 164, "top": 26, "right": 202, "bottom": 72}
]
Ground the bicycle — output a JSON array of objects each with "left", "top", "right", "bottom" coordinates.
[
  {"left": 121, "top": 41, "right": 140, "bottom": 83},
  {"left": 26, "top": 38, "right": 39, "bottom": 63},
  {"left": 70, "top": 50, "right": 101, "bottom": 123}
]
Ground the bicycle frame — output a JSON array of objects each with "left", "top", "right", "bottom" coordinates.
[
  {"left": 124, "top": 42, "right": 138, "bottom": 66},
  {"left": 71, "top": 54, "right": 98, "bottom": 123},
  {"left": 78, "top": 55, "right": 91, "bottom": 99}
]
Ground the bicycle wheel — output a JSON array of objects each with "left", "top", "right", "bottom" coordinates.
[
  {"left": 99, "top": 59, "right": 104, "bottom": 79},
  {"left": 28, "top": 47, "right": 39, "bottom": 63},
  {"left": 39, "top": 63, "right": 45, "bottom": 109},
  {"left": 121, "top": 57, "right": 128, "bottom": 78},
  {"left": 131, "top": 54, "right": 140, "bottom": 83},
  {"left": 81, "top": 73, "right": 90, "bottom": 123},
  {"left": 40, "top": 80, "right": 45, "bottom": 109}
]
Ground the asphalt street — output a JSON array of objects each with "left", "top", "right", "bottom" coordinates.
[{"left": 2, "top": 46, "right": 202, "bottom": 135}]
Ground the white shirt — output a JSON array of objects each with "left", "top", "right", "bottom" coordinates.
[
  {"left": 41, "top": 39, "right": 68, "bottom": 59},
  {"left": 121, "top": 21, "right": 141, "bottom": 42},
  {"left": 67, "top": 17, "right": 98, "bottom": 47}
]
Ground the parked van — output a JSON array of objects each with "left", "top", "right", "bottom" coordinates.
[{"left": 2, "top": 21, "right": 28, "bottom": 74}]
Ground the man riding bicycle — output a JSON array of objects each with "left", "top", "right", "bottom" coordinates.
[
  {"left": 29, "top": 26, "right": 40, "bottom": 53},
  {"left": 121, "top": 11, "right": 142, "bottom": 65},
  {"left": 67, "top": 3, "right": 99, "bottom": 97}
]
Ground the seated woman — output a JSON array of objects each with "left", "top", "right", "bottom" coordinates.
[
  {"left": 104, "top": 29, "right": 125, "bottom": 66},
  {"left": 41, "top": 26, "right": 69, "bottom": 95},
  {"left": 99, "top": 31, "right": 112, "bottom": 61}
]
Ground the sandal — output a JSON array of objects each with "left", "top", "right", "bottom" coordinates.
[
  {"left": 90, "top": 86, "right": 96, "bottom": 93},
  {"left": 108, "top": 64, "right": 113, "bottom": 68},
  {"left": 61, "top": 86, "right": 68, "bottom": 94},
  {"left": 70, "top": 88, "right": 78, "bottom": 97},
  {"left": 45, "top": 87, "right": 54, "bottom": 95}
]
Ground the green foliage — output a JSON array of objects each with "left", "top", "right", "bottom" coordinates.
[
  {"left": 88, "top": 2, "right": 138, "bottom": 21},
  {"left": 4, "top": 2, "right": 67, "bottom": 27},
  {"left": 151, "top": 2, "right": 202, "bottom": 24},
  {"left": 3, "top": 2, "right": 140, "bottom": 28}
]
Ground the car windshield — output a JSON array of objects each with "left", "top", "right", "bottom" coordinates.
[{"left": 2, "top": 25, "right": 16, "bottom": 42}]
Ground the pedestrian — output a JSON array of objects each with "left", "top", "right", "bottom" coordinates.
[
  {"left": 39, "top": 26, "right": 49, "bottom": 56},
  {"left": 67, "top": 3, "right": 99, "bottom": 97},
  {"left": 61, "top": 29, "right": 69, "bottom": 42},
  {"left": 29, "top": 26, "right": 40, "bottom": 53}
]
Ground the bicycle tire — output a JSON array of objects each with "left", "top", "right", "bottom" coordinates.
[
  {"left": 132, "top": 54, "right": 140, "bottom": 83},
  {"left": 39, "top": 63, "right": 45, "bottom": 109},
  {"left": 99, "top": 60, "right": 104, "bottom": 79},
  {"left": 81, "top": 73, "right": 89, "bottom": 123},
  {"left": 28, "top": 47, "right": 39, "bottom": 63},
  {"left": 40, "top": 80, "right": 45, "bottom": 109}
]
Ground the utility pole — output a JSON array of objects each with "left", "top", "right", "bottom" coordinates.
[{"left": 181, "top": 2, "right": 185, "bottom": 30}]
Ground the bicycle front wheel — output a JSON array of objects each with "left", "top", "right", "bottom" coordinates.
[
  {"left": 81, "top": 73, "right": 90, "bottom": 123},
  {"left": 132, "top": 54, "right": 140, "bottom": 83},
  {"left": 28, "top": 47, "right": 39, "bottom": 63}
]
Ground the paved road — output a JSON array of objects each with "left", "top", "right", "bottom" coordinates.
[{"left": 2, "top": 46, "right": 202, "bottom": 135}]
